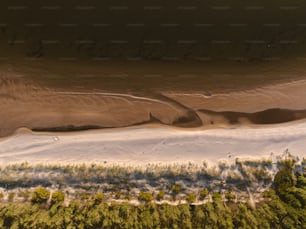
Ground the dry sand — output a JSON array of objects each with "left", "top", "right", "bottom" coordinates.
[{"left": 0, "top": 121, "right": 305, "bottom": 166}]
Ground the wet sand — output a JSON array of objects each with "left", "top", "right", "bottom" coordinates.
[{"left": 1, "top": 60, "right": 306, "bottom": 137}]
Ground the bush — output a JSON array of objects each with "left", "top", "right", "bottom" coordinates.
[
  {"left": 157, "top": 190, "right": 165, "bottom": 201},
  {"left": 94, "top": 192, "right": 104, "bottom": 204},
  {"left": 212, "top": 192, "right": 222, "bottom": 201},
  {"left": 51, "top": 191, "right": 65, "bottom": 204},
  {"left": 138, "top": 192, "right": 153, "bottom": 202},
  {"left": 171, "top": 184, "right": 181, "bottom": 195},
  {"left": 80, "top": 192, "right": 90, "bottom": 201},
  {"left": 186, "top": 193, "right": 196, "bottom": 203},
  {"left": 32, "top": 187, "right": 50, "bottom": 204},
  {"left": 225, "top": 192, "right": 235, "bottom": 202},
  {"left": 199, "top": 189, "right": 209, "bottom": 200}
]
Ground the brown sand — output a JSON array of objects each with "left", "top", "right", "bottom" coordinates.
[{"left": 1, "top": 60, "right": 306, "bottom": 137}]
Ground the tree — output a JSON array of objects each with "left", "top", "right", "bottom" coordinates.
[{"left": 274, "top": 160, "right": 296, "bottom": 195}]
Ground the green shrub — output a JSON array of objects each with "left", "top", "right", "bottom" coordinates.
[
  {"left": 51, "top": 191, "right": 65, "bottom": 204},
  {"left": 94, "top": 192, "right": 104, "bottom": 204},
  {"left": 31, "top": 187, "right": 50, "bottom": 204},
  {"left": 171, "top": 184, "right": 181, "bottom": 195},
  {"left": 199, "top": 188, "right": 209, "bottom": 200},
  {"left": 138, "top": 192, "right": 153, "bottom": 202},
  {"left": 212, "top": 192, "right": 222, "bottom": 201},
  {"left": 225, "top": 192, "right": 235, "bottom": 202},
  {"left": 157, "top": 190, "right": 165, "bottom": 201},
  {"left": 186, "top": 193, "right": 196, "bottom": 203}
]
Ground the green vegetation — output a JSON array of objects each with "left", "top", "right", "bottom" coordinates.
[
  {"left": 225, "top": 192, "right": 236, "bottom": 202},
  {"left": 51, "top": 191, "right": 65, "bottom": 204},
  {"left": 93, "top": 192, "right": 104, "bottom": 204},
  {"left": 156, "top": 190, "right": 165, "bottom": 201},
  {"left": 138, "top": 192, "right": 153, "bottom": 203},
  {"left": 171, "top": 184, "right": 182, "bottom": 195},
  {"left": 212, "top": 192, "right": 222, "bottom": 201},
  {"left": 199, "top": 188, "right": 209, "bottom": 200},
  {"left": 186, "top": 193, "right": 196, "bottom": 203},
  {"left": 0, "top": 158, "right": 304, "bottom": 228},
  {"left": 31, "top": 187, "right": 50, "bottom": 204}
]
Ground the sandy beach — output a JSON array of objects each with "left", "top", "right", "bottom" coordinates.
[
  {"left": 0, "top": 120, "right": 305, "bottom": 166},
  {"left": 1, "top": 60, "right": 306, "bottom": 165}
]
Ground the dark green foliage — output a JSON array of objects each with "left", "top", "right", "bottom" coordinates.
[
  {"left": 212, "top": 192, "right": 222, "bottom": 201},
  {"left": 31, "top": 187, "right": 50, "bottom": 204},
  {"left": 225, "top": 192, "right": 236, "bottom": 202},
  {"left": 171, "top": 184, "right": 182, "bottom": 195},
  {"left": 274, "top": 159, "right": 296, "bottom": 195},
  {"left": 0, "top": 160, "right": 304, "bottom": 228},
  {"left": 138, "top": 192, "right": 153, "bottom": 203},
  {"left": 296, "top": 175, "right": 306, "bottom": 189},
  {"left": 156, "top": 190, "right": 165, "bottom": 201},
  {"left": 186, "top": 193, "right": 196, "bottom": 203},
  {"left": 93, "top": 192, "right": 104, "bottom": 205},
  {"left": 51, "top": 191, "right": 65, "bottom": 204},
  {"left": 199, "top": 188, "right": 209, "bottom": 200}
]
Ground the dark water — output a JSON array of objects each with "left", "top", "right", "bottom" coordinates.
[
  {"left": 0, "top": 0, "right": 306, "bottom": 61},
  {"left": 1, "top": 0, "right": 306, "bottom": 136},
  {"left": 1, "top": 0, "right": 306, "bottom": 91}
]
